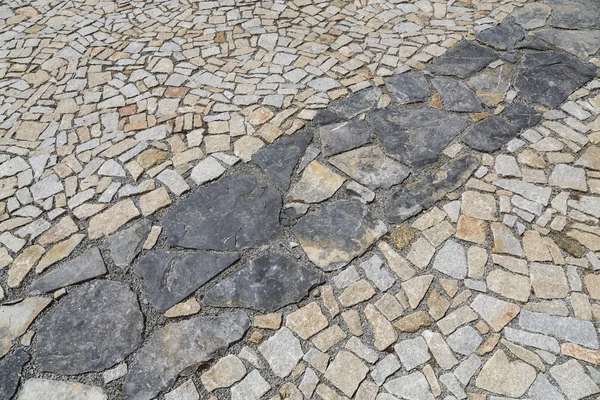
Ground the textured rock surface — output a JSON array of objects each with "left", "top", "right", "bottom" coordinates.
[
  {"left": 432, "top": 76, "right": 483, "bottom": 112},
  {"left": 102, "top": 220, "right": 151, "bottom": 269},
  {"left": 463, "top": 116, "right": 519, "bottom": 152},
  {"left": 18, "top": 379, "right": 107, "bottom": 400},
  {"left": 0, "top": 348, "right": 29, "bottom": 399},
  {"left": 319, "top": 120, "right": 372, "bottom": 157},
  {"left": 476, "top": 17, "right": 525, "bottom": 50},
  {"left": 385, "top": 72, "right": 430, "bottom": 104},
  {"left": 428, "top": 40, "right": 497, "bottom": 78}
]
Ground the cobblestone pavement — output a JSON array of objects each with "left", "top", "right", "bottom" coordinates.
[{"left": 2, "top": 0, "right": 600, "bottom": 399}]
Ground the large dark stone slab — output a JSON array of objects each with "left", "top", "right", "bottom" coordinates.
[
  {"left": 164, "top": 174, "right": 282, "bottom": 250},
  {"left": 463, "top": 116, "right": 519, "bottom": 152},
  {"left": 476, "top": 17, "right": 525, "bottom": 50},
  {"left": 135, "top": 250, "right": 240, "bottom": 312},
  {"left": 252, "top": 130, "right": 313, "bottom": 190},
  {"left": 533, "top": 29, "right": 600, "bottom": 59},
  {"left": 385, "top": 155, "right": 479, "bottom": 223},
  {"left": 0, "top": 348, "right": 29, "bottom": 399},
  {"left": 514, "top": 52, "right": 597, "bottom": 108},
  {"left": 428, "top": 40, "right": 497, "bottom": 78},
  {"left": 385, "top": 72, "right": 430, "bottom": 104},
  {"left": 102, "top": 220, "right": 151, "bottom": 269},
  {"left": 293, "top": 200, "right": 387, "bottom": 271},
  {"left": 330, "top": 87, "right": 382, "bottom": 119},
  {"left": 36, "top": 280, "right": 143, "bottom": 375},
  {"left": 203, "top": 252, "right": 323, "bottom": 311},
  {"left": 432, "top": 76, "right": 483, "bottom": 112},
  {"left": 313, "top": 109, "right": 343, "bottom": 126},
  {"left": 29, "top": 247, "right": 107, "bottom": 294},
  {"left": 369, "top": 108, "right": 470, "bottom": 166},
  {"left": 320, "top": 119, "right": 372, "bottom": 157},
  {"left": 503, "top": 103, "right": 541, "bottom": 129},
  {"left": 122, "top": 312, "right": 249, "bottom": 400},
  {"left": 548, "top": 0, "right": 600, "bottom": 29}
]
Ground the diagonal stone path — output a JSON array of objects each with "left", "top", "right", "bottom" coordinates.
[{"left": 1, "top": 0, "right": 600, "bottom": 399}]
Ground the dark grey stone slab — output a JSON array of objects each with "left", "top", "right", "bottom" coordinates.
[
  {"left": 503, "top": 103, "right": 541, "bottom": 129},
  {"left": 203, "top": 252, "right": 323, "bottom": 311},
  {"left": 102, "top": 220, "right": 151, "bottom": 270},
  {"left": 428, "top": 40, "right": 497, "bottom": 78},
  {"left": 164, "top": 174, "right": 282, "bottom": 251},
  {"left": 252, "top": 130, "right": 313, "bottom": 190},
  {"left": 548, "top": 0, "right": 600, "bottom": 29},
  {"left": 463, "top": 116, "right": 519, "bottom": 152},
  {"left": 533, "top": 29, "right": 600, "bottom": 59},
  {"left": 292, "top": 200, "right": 387, "bottom": 271},
  {"left": 320, "top": 120, "right": 372, "bottom": 157},
  {"left": 369, "top": 108, "right": 470, "bottom": 167},
  {"left": 476, "top": 17, "right": 525, "bottom": 50},
  {"left": 385, "top": 72, "right": 430, "bottom": 104},
  {"left": 122, "top": 312, "right": 249, "bottom": 400},
  {"left": 135, "top": 250, "right": 240, "bottom": 312},
  {"left": 385, "top": 155, "right": 479, "bottom": 223},
  {"left": 0, "top": 348, "right": 29, "bottom": 399},
  {"left": 432, "top": 76, "right": 483, "bottom": 113},
  {"left": 330, "top": 87, "right": 382, "bottom": 119},
  {"left": 516, "top": 38, "right": 552, "bottom": 51},
  {"left": 329, "top": 146, "right": 411, "bottom": 190},
  {"left": 514, "top": 52, "right": 597, "bottom": 108},
  {"left": 36, "top": 280, "right": 143, "bottom": 375},
  {"left": 29, "top": 247, "right": 107, "bottom": 294},
  {"left": 313, "top": 109, "right": 343, "bottom": 126}
]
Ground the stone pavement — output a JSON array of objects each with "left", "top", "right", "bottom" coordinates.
[{"left": 1, "top": 0, "right": 600, "bottom": 399}]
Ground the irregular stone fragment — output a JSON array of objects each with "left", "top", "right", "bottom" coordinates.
[
  {"left": 36, "top": 280, "right": 143, "bottom": 374},
  {"left": 36, "top": 234, "right": 85, "bottom": 273},
  {"left": 324, "top": 351, "right": 369, "bottom": 397},
  {"left": 139, "top": 187, "right": 172, "bottom": 216},
  {"left": 385, "top": 371, "right": 435, "bottom": 400},
  {"left": 361, "top": 255, "right": 396, "bottom": 291},
  {"left": 164, "top": 174, "right": 282, "bottom": 250},
  {"left": 230, "top": 370, "right": 270, "bottom": 400},
  {"left": 534, "top": 29, "right": 600, "bottom": 59},
  {"left": 463, "top": 116, "right": 519, "bottom": 152},
  {"left": 329, "top": 146, "right": 410, "bottom": 190},
  {"left": 402, "top": 275, "right": 433, "bottom": 309},
  {"left": 345, "top": 336, "right": 378, "bottom": 364},
  {"left": 437, "top": 306, "right": 478, "bottom": 336},
  {"left": 505, "top": 327, "right": 560, "bottom": 353},
  {"left": 0, "top": 348, "right": 29, "bottom": 399},
  {"left": 569, "top": 196, "right": 600, "bottom": 218},
  {"left": 136, "top": 250, "right": 239, "bottom": 312},
  {"left": 575, "top": 145, "right": 600, "bottom": 171},
  {"left": 288, "top": 161, "right": 345, "bottom": 203},
  {"left": 585, "top": 274, "right": 600, "bottom": 300},
  {"left": 29, "top": 248, "right": 107, "bottom": 294},
  {"left": 395, "top": 311, "right": 433, "bottom": 333},
  {"left": 204, "top": 252, "right": 321, "bottom": 312},
  {"left": 38, "top": 216, "right": 78, "bottom": 246},
  {"left": 475, "top": 350, "right": 536, "bottom": 398},
  {"left": 0, "top": 297, "right": 51, "bottom": 357},
  {"left": 371, "top": 354, "right": 400, "bottom": 386},
  {"left": 514, "top": 52, "right": 597, "bottom": 108},
  {"left": 433, "top": 240, "right": 467, "bottom": 279},
  {"left": 88, "top": 199, "right": 140, "bottom": 240},
  {"left": 471, "top": 294, "right": 520, "bottom": 331},
  {"left": 252, "top": 130, "right": 313, "bottom": 190},
  {"left": 102, "top": 220, "right": 151, "bottom": 269},
  {"left": 369, "top": 108, "right": 469, "bottom": 167},
  {"left": 476, "top": 17, "right": 525, "bottom": 50},
  {"left": 487, "top": 268, "right": 530, "bottom": 302},
  {"left": 364, "top": 304, "right": 397, "bottom": 351},
  {"left": 528, "top": 374, "right": 565, "bottom": 400},
  {"left": 491, "top": 222, "right": 524, "bottom": 257},
  {"left": 19, "top": 379, "right": 107, "bottom": 400},
  {"left": 512, "top": 3, "right": 551, "bottom": 29},
  {"left": 385, "top": 71, "right": 430, "bottom": 104},
  {"left": 8, "top": 245, "right": 45, "bottom": 288},
  {"left": 312, "top": 325, "right": 346, "bottom": 352},
  {"left": 164, "top": 380, "right": 199, "bottom": 400},
  {"left": 428, "top": 40, "right": 497, "bottom": 78},
  {"left": 285, "top": 302, "right": 329, "bottom": 340},
  {"left": 432, "top": 76, "right": 483, "bottom": 112},
  {"left": 530, "top": 263, "right": 569, "bottom": 299},
  {"left": 259, "top": 327, "right": 303, "bottom": 378},
  {"left": 519, "top": 310, "right": 598, "bottom": 349},
  {"left": 201, "top": 355, "right": 246, "bottom": 392},
  {"left": 422, "top": 330, "right": 458, "bottom": 370},
  {"left": 320, "top": 120, "right": 372, "bottom": 157},
  {"left": 338, "top": 279, "right": 376, "bottom": 307},
  {"left": 395, "top": 337, "right": 431, "bottom": 371},
  {"left": 467, "top": 64, "right": 513, "bottom": 106},
  {"left": 293, "top": 200, "right": 386, "bottom": 271},
  {"left": 550, "top": 359, "right": 600, "bottom": 400},
  {"left": 164, "top": 298, "right": 201, "bottom": 318},
  {"left": 503, "top": 103, "right": 542, "bottom": 129},
  {"left": 549, "top": 164, "right": 587, "bottom": 191},
  {"left": 123, "top": 312, "right": 250, "bottom": 400},
  {"left": 494, "top": 179, "right": 552, "bottom": 206},
  {"left": 330, "top": 87, "right": 382, "bottom": 119}
]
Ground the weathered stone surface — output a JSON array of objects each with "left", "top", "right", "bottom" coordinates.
[
  {"left": 330, "top": 87, "right": 382, "bottom": 119},
  {"left": 259, "top": 327, "right": 303, "bottom": 378},
  {"left": 550, "top": 359, "right": 600, "bottom": 400},
  {"left": 528, "top": 374, "right": 565, "bottom": 400},
  {"left": 432, "top": 76, "right": 483, "bottom": 112},
  {"left": 395, "top": 337, "right": 431, "bottom": 371},
  {"left": 463, "top": 116, "right": 519, "bottom": 152},
  {"left": 476, "top": 350, "right": 536, "bottom": 398},
  {"left": 494, "top": 179, "right": 552, "bottom": 206},
  {"left": 487, "top": 268, "right": 530, "bottom": 302},
  {"left": 548, "top": 0, "right": 600, "bottom": 29},
  {"left": 324, "top": 351, "right": 369, "bottom": 397},
  {"left": 19, "top": 379, "right": 107, "bottom": 400},
  {"left": 289, "top": 161, "right": 345, "bottom": 203},
  {"left": 286, "top": 302, "right": 329, "bottom": 340},
  {"left": 385, "top": 72, "right": 430, "bottom": 104},
  {"left": 0, "top": 348, "right": 29, "bottom": 399},
  {"left": 476, "top": 17, "right": 525, "bottom": 50},
  {"left": 530, "top": 263, "right": 569, "bottom": 299},
  {"left": 491, "top": 222, "right": 524, "bottom": 257},
  {"left": 136, "top": 250, "right": 239, "bottom": 312},
  {"left": 102, "top": 220, "right": 151, "bottom": 269},
  {"left": 504, "top": 327, "right": 560, "bottom": 353},
  {"left": 512, "top": 3, "right": 551, "bottom": 29},
  {"left": 503, "top": 103, "right": 541, "bottom": 129},
  {"left": 534, "top": 29, "right": 600, "bottom": 59},
  {"left": 385, "top": 371, "right": 435, "bottom": 400},
  {"left": 386, "top": 155, "right": 479, "bottom": 222},
  {"left": 329, "top": 146, "right": 410, "bottom": 190},
  {"left": 252, "top": 130, "right": 313, "bottom": 190},
  {"left": 422, "top": 330, "right": 458, "bottom": 370},
  {"left": 165, "top": 380, "right": 200, "bottom": 400},
  {"left": 369, "top": 108, "right": 469, "bottom": 167},
  {"left": 293, "top": 200, "right": 386, "bottom": 271},
  {"left": 365, "top": 304, "right": 397, "bottom": 350},
  {"left": 88, "top": 199, "right": 140, "bottom": 240},
  {"left": 428, "top": 40, "right": 497, "bottom": 78},
  {"left": 549, "top": 164, "right": 587, "bottom": 191},
  {"left": 164, "top": 174, "right": 282, "bottom": 250},
  {"left": 204, "top": 252, "right": 322, "bottom": 312},
  {"left": 29, "top": 248, "right": 107, "bottom": 294},
  {"left": 0, "top": 297, "right": 52, "bottom": 358},
  {"left": 123, "top": 312, "right": 249, "bottom": 400},
  {"left": 519, "top": 310, "right": 598, "bottom": 349},
  {"left": 200, "top": 355, "right": 246, "bottom": 392},
  {"left": 320, "top": 120, "right": 372, "bottom": 157},
  {"left": 230, "top": 370, "right": 270, "bottom": 400},
  {"left": 467, "top": 64, "right": 513, "bottom": 106},
  {"left": 471, "top": 294, "right": 520, "bottom": 331},
  {"left": 576, "top": 146, "right": 600, "bottom": 171},
  {"left": 433, "top": 240, "right": 467, "bottom": 279},
  {"left": 338, "top": 279, "right": 376, "bottom": 307},
  {"left": 36, "top": 280, "right": 143, "bottom": 374},
  {"left": 514, "top": 52, "right": 597, "bottom": 108},
  {"left": 447, "top": 326, "right": 482, "bottom": 356}
]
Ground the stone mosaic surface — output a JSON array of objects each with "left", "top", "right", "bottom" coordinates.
[{"left": 1, "top": 0, "right": 600, "bottom": 399}]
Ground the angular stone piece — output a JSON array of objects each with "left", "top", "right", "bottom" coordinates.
[
  {"left": 19, "top": 379, "right": 107, "bottom": 400},
  {"left": 548, "top": 0, "right": 600, "bottom": 29},
  {"left": 123, "top": 312, "right": 250, "bottom": 400},
  {"left": 386, "top": 155, "right": 479, "bottom": 223},
  {"left": 432, "top": 76, "right": 483, "bottom": 112},
  {"left": 329, "top": 146, "right": 410, "bottom": 190},
  {"left": 36, "top": 280, "right": 142, "bottom": 375},
  {"left": 385, "top": 71, "right": 430, "bottom": 104},
  {"left": 494, "top": 179, "right": 552, "bottom": 206},
  {"left": 550, "top": 359, "right": 600, "bottom": 400},
  {"left": 88, "top": 199, "right": 140, "bottom": 240},
  {"left": 164, "top": 174, "right": 282, "bottom": 250},
  {"left": 293, "top": 200, "right": 386, "bottom": 271},
  {"left": 395, "top": 337, "right": 431, "bottom": 371},
  {"left": 518, "top": 310, "right": 598, "bottom": 349},
  {"left": 428, "top": 40, "right": 497, "bottom": 78},
  {"left": 320, "top": 120, "right": 372, "bottom": 157},
  {"left": 369, "top": 108, "right": 469, "bottom": 167},
  {"left": 0, "top": 348, "right": 29, "bottom": 399},
  {"left": 259, "top": 327, "right": 303, "bottom": 378},
  {"left": 289, "top": 161, "right": 345, "bottom": 203},
  {"left": 476, "top": 17, "right": 525, "bottom": 50},
  {"left": 230, "top": 370, "right": 270, "bottom": 400},
  {"left": 487, "top": 268, "right": 531, "bottom": 302},
  {"left": 330, "top": 87, "right": 382, "bottom": 119},
  {"left": 201, "top": 355, "right": 246, "bottom": 392},
  {"left": 252, "top": 130, "right": 313, "bottom": 190},
  {"left": 433, "top": 240, "right": 468, "bottom": 279},
  {"left": 463, "top": 116, "right": 519, "bottom": 152},
  {"left": 422, "top": 330, "right": 458, "bottom": 370},
  {"left": 467, "top": 64, "right": 513, "bottom": 106},
  {"left": 204, "top": 252, "right": 322, "bottom": 312},
  {"left": 29, "top": 247, "right": 107, "bottom": 294},
  {"left": 491, "top": 222, "right": 524, "bottom": 257},
  {"left": 0, "top": 297, "right": 51, "bottom": 358},
  {"left": 514, "top": 52, "right": 597, "bottom": 108},
  {"left": 365, "top": 304, "right": 397, "bottom": 351},
  {"left": 530, "top": 263, "right": 569, "bottom": 299},
  {"left": 471, "top": 294, "right": 520, "bottom": 331},
  {"left": 503, "top": 103, "right": 541, "bottom": 129},
  {"left": 512, "top": 3, "right": 551, "bottom": 30},
  {"left": 534, "top": 29, "right": 600, "bottom": 59},
  {"left": 286, "top": 302, "right": 329, "bottom": 340},
  {"left": 136, "top": 250, "right": 240, "bottom": 312},
  {"left": 384, "top": 371, "right": 434, "bottom": 400},
  {"left": 102, "top": 220, "right": 151, "bottom": 269},
  {"left": 324, "top": 351, "right": 369, "bottom": 397},
  {"left": 447, "top": 326, "right": 483, "bottom": 356},
  {"left": 476, "top": 350, "right": 536, "bottom": 398}
]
